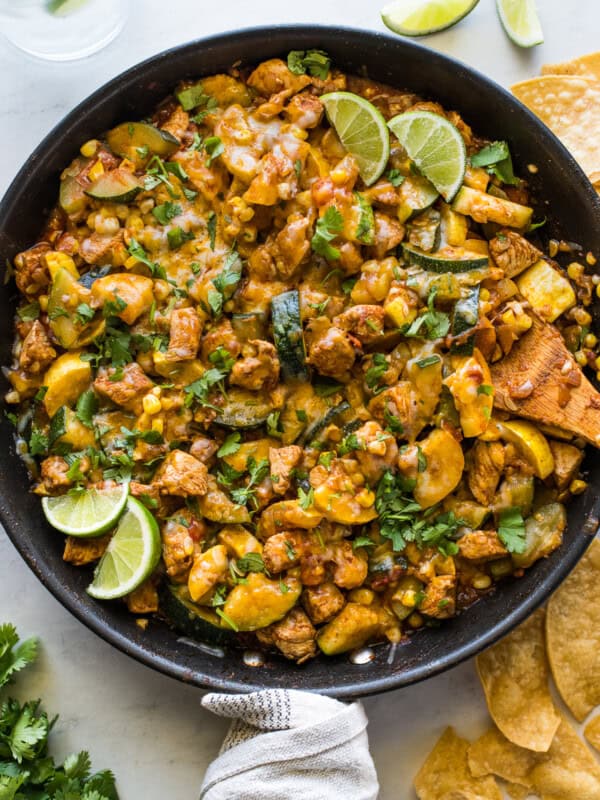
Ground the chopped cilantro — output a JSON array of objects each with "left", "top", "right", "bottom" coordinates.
[
  {"left": 470, "top": 141, "right": 520, "bottom": 187},
  {"left": 152, "top": 201, "right": 182, "bottom": 225},
  {"left": 403, "top": 285, "right": 450, "bottom": 341},
  {"left": 167, "top": 226, "right": 194, "bottom": 250},
  {"left": 287, "top": 49, "right": 331, "bottom": 79},
  {"left": 75, "top": 389, "right": 98, "bottom": 429},
  {"left": 416, "top": 355, "right": 441, "bottom": 369},
  {"left": 387, "top": 168, "right": 405, "bottom": 187},
  {"left": 365, "top": 353, "right": 388, "bottom": 395},
  {"left": 204, "top": 136, "right": 224, "bottom": 167},
  {"left": 311, "top": 206, "right": 344, "bottom": 261},
  {"left": 355, "top": 192, "right": 375, "bottom": 245},
  {"left": 207, "top": 211, "right": 217, "bottom": 250},
  {"left": 17, "top": 302, "right": 40, "bottom": 322},
  {"left": 298, "top": 486, "right": 314, "bottom": 510},
  {"left": 217, "top": 432, "right": 241, "bottom": 458},
  {"left": 498, "top": 506, "right": 527, "bottom": 554}
]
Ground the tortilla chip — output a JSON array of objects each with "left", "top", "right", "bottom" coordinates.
[
  {"left": 414, "top": 727, "right": 502, "bottom": 800},
  {"left": 505, "top": 784, "right": 530, "bottom": 800},
  {"left": 511, "top": 76, "right": 600, "bottom": 178},
  {"left": 542, "top": 52, "right": 600, "bottom": 80},
  {"left": 546, "top": 539, "right": 600, "bottom": 721},
  {"left": 476, "top": 609, "right": 560, "bottom": 752},
  {"left": 529, "top": 719, "right": 600, "bottom": 800},
  {"left": 584, "top": 716, "right": 600, "bottom": 754},
  {"left": 468, "top": 728, "right": 537, "bottom": 786}
]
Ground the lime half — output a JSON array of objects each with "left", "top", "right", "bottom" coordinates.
[
  {"left": 87, "top": 497, "right": 161, "bottom": 600},
  {"left": 42, "top": 483, "right": 129, "bottom": 538},
  {"left": 321, "top": 92, "right": 390, "bottom": 186},
  {"left": 381, "top": 0, "right": 479, "bottom": 36},
  {"left": 387, "top": 111, "right": 466, "bottom": 201},
  {"left": 497, "top": 0, "right": 543, "bottom": 48}
]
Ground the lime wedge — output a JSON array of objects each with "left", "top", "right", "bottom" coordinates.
[
  {"left": 320, "top": 92, "right": 390, "bottom": 186},
  {"left": 381, "top": 0, "right": 479, "bottom": 36},
  {"left": 87, "top": 497, "right": 161, "bottom": 600},
  {"left": 42, "top": 483, "right": 129, "bottom": 538},
  {"left": 387, "top": 111, "right": 466, "bottom": 201},
  {"left": 496, "top": 0, "right": 543, "bottom": 47}
]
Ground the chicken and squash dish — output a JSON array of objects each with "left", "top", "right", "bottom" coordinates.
[{"left": 5, "top": 50, "right": 598, "bottom": 663}]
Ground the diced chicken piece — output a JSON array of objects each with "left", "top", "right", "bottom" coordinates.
[
  {"left": 333, "top": 304, "right": 385, "bottom": 345},
  {"left": 161, "top": 515, "right": 199, "bottom": 581},
  {"left": 243, "top": 148, "right": 296, "bottom": 207},
  {"left": 272, "top": 214, "right": 311, "bottom": 278},
  {"left": 467, "top": 441, "right": 505, "bottom": 505},
  {"left": 154, "top": 449, "right": 208, "bottom": 497},
  {"left": 14, "top": 242, "right": 51, "bottom": 296},
  {"left": 489, "top": 230, "right": 542, "bottom": 278},
  {"left": 269, "top": 445, "right": 303, "bottom": 496},
  {"left": 39, "top": 456, "right": 71, "bottom": 493},
  {"left": 353, "top": 420, "right": 399, "bottom": 484},
  {"left": 285, "top": 93, "right": 324, "bottom": 129},
  {"left": 305, "top": 318, "right": 356, "bottom": 380},
  {"left": 368, "top": 382, "right": 421, "bottom": 441},
  {"left": 126, "top": 579, "right": 159, "bottom": 614},
  {"left": 167, "top": 307, "right": 202, "bottom": 361},
  {"left": 189, "top": 436, "right": 219, "bottom": 465},
  {"left": 160, "top": 106, "right": 189, "bottom": 141},
  {"left": 230, "top": 339, "right": 280, "bottom": 391},
  {"left": 200, "top": 319, "right": 241, "bottom": 362},
  {"left": 247, "top": 58, "right": 311, "bottom": 97},
  {"left": 79, "top": 232, "right": 122, "bottom": 265},
  {"left": 458, "top": 530, "right": 508, "bottom": 561},
  {"left": 301, "top": 582, "right": 345, "bottom": 624},
  {"left": 329, "top": 540, "right": 369, "bottom": 590},
  {"left": 63, "top": 533, "right": 111, "bottom": 566},
  {"left": 94, "top": 362, "right": 154, "bottom": 415},
  {"left": 128, "top": 481, "right": 160, "bottom": 503},
  {"left": 370, "top": 212, "right": 405, "bottom": 259},
  {"left": 262, "top": 530, "right": 304, "bottom": 573},
  {"left": 215, "top": 105, "right": 264, "bottom": 183},
  {"left": 19, "top": 321, "right": 56, "bottom": 374},
  {"left": 549, "top": 440, "right": 584, "bottom": 490},
  {"left": 419, "top": 574, "right": 457, "bottom": 619},
  {"left": 256, "top": 607, "right": 317, "bottom": 664},
  {"left": 257, "top": 500, "right": 323, "bottom": 539}
]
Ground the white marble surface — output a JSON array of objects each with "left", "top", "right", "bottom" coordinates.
[{"left": 1, "top": 2, "right": 599, "bottom": 797}]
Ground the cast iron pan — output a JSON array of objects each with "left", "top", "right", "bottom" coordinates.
[{"left": 1, "top": 25, "right": 599, "bottom": 698}]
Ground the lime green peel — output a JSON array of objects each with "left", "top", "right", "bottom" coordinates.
[
  {"left": 496, "top": 0, "right": 544, "bottom": 48},
  {"left": 381, "top": 0, "right": 479, "bottom": 37}
]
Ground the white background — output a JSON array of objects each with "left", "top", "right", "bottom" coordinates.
[{"left": 0, "top": 2, "right": 599, "bottom": 797}]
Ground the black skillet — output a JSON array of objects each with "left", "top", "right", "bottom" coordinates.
[{"left": 1, "top": 25, "right": 599, "bottom": 698}]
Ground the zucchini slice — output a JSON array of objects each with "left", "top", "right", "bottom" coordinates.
[
  {"left": 407, "top": 208, "right": 441, "bottom": 253},
  {"left": 402, "top": 244, "right": 489, "bottom": 273},
  {"left": 106, "top": 122, "right": 179, "bottom": 166},
  {"left": 85, "top": 169, "right": 142, "bottom": 203},
  {"left": 451, "top": 286, "right": 480, "bottom": 355},
  {"left": 215, "top": 389, "right": 274, "bottom": 429},
  {"left": 231, "top": 312, "right": 268, "bottom": 342},
  {"left": 397, "top": 175, "right": 439, "bottom": 223},
  {"left": 271, "top": 290, "right": 309, "bottom": 381},
  {"left": 451, "top": 186, "right": 533, "bottom": 229},
  {"left": 160, "top": 584, "right": 235, "bottom": 646},
  {"left": 299, "top": 401, "right": 352, "bottom": 446}
]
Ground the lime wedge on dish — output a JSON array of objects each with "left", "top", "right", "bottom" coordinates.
[
  {"left": 381, "top": 0, "right": 479, "bottom": 36},
  {"left": 42, "top": 483, "right": 129, "bottom": 537},
  {"left": 321, "top": 92, "right": 390, "bottom": 186},
  {"left": 387, "top": 111, "right": 466, "bottom": 201},
  {"left": 87, "top": 497, "right": 161, "bottom": 600},
  {"left": 496, "top": 0, "right": 543, "bottom": 47}
]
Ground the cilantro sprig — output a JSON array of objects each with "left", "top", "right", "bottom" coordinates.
[
  {"left": 498, "top": 506, "right": 527, "bottom": 553},
  {"left": 311, "top": 206, "right": 344, "bottom": 261},
  {"left": 0, "top": 623, "right": 119, "bottom": 798},
  {"left": 287, "top": 49, "right": 331, "bottom": 79},
  {"left": 375, "top": 470, "right": 463, "bottom": 556}
]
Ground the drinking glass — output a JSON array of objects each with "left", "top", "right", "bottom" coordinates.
[{"left": 0, "top": 0, "right": 129, "bottom": 61}]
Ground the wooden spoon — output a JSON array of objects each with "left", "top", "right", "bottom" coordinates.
[{"left": 491, "top": 314, "right": 600, "bottom": 446}]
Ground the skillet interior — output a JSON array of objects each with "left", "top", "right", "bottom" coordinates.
[{"left": 1, "top": 25, "right": 599, "bottom": 697}]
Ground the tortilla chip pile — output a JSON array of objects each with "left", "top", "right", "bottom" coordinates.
[
  {"left": 414, "top": 539, "right": 600, "bottom": 799},
  {"left": 512, "top": 53, "right": 600, "bottom": 190}
]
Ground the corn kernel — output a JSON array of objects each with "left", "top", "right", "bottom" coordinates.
[
  {"left": 80, "top": 139, "right": 99, "bottom": 158},
  {"left": 348, "top": 588, "right": 375, "bottom": 605},
  {"left": 407, "top": 612, "right": 423, "bottom": 629},
  {"left": 573, "top": 308, "right": 592, "bottom": 326},
  {"left": 38, "top": 295, "right": 48, "bottom": 312},
  {"left": 548, "top": 239, "right": 559, "bottom": 258},
  {"left": 584, "top": 333, "right": 598, "bottom": 348},
  {"left": 356, "top": 489, "right": 375, "bottom": 508},
  {"left": 575, "top": 350, "right": 588, "bottom": 367},
  {"left": 88, "top": 159, "right": 105, "bottom": 182},
  {"left": 567, "top": 262, "right": 584, "bottom": 281},
  {"left": 586, "top": 252, "right": 597, "bottom": 266},
  {"left": 142, "top": 393, "right": 162, "bottom": 415},
  {"left": 479, "top": 288, "right": 490, "bottom": 301},
  {"left": 151, "top": 386, "right": 162, "bottom": 397},
  {"left": 569, "top": 479, "right": 587, "bottom": 495},
  {"left": 401, "top": 589, "right": 417, "bottom": 608},
  {"left": 151, "top": 417, "right": 164, "bottom": 435},
  {"left": 44, "top": 251, "right": 78, "bottom": 280},
  {"left": 473, "top": 575, "right": 492, "bottom": 590}
]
